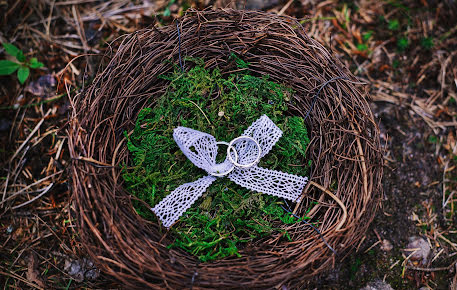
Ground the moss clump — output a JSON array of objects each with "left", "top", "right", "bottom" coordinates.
[{"left": 123, "top": 58, "right": 311, "bottom": 262}]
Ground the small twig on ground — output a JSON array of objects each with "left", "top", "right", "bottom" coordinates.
[
  {"left": 1, "top": 170, "right": 62, "bottom": 206},
  {"left": 401, "top": 249, "right": 420, "bottom": 278},
  {"left": 10, "top": 109, "right": 50, "bottom": 162},
  {"left": 11, "top": 183, "right": 53, "bottom": 210},
  {"left": 436, "top": 231, "right": 457, "bottom": 251},
  {"left": 278, "top": 0, "right": 293, "bottom": 16},
  {"left": 45, "top": 0, "right": 56, "bottom": 36},
  {"left": 406, "top": 259, "right": 457, "bottom": 272},
  {"left": 72, "top": 4, "right": 93, "bottom": 74},
  {"left": 364, "top": 240, "right": 382, "bottom": 253},
  {"left": 0, "top": 268, "right": 44, "bottom": 290}
]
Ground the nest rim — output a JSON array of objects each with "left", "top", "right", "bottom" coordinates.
[{"left": 68, "top": 8, "right": 383, "bottom": 288}]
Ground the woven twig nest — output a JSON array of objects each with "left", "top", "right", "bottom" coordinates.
[{"left": 68, "top": 9, "right": 382, "bottom": 288}]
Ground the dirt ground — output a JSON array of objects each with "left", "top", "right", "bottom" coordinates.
[{"left": 1, "top": 0, "right": 457, "bottom": 289}]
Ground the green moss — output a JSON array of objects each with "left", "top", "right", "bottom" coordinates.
[
  {"left": 397, "top": 37, "right": 409, "bottom": 51},
  {"left": 122, "top": 58, "right": 311, "bottom": 262},
  {"left": 420, "top": 37, "right": 434, "bottom": 50},
  {"left": 388, "top": 19, "right": 400, "bottom": 31}
]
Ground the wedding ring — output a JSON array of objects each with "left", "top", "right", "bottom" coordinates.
[
  {"left": 209, "top": 141, "right": 239, "bottom": 177},
  {"left": 227, "top": 136, "right": 262, "bottom": 168}
]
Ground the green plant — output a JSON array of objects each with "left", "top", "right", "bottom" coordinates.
[
  {"left": 420, "top": 37, "right": 434, "bottom": 49},
  {"left": 397, "top": 37, "right": 409, "bottom": 51},
  {"left": 388, "top": 19, "right": 400, "bottom": 31},
  {"left": 387, "top": 0, "right": 410, "bottom": 11},
  {"left": 392, "top": 59, "right": 400, "bottom": 69},
  {"left": 123, "top": 58, "right": 312, "bottom": 262},
  {"left": 350, "top": 257, "right": 362, "bottom": 280},
  {"left": 0, "top": 43, "right": 43, "bottom": 84},
  {"left": 356, "top": 31, "right": 373, "bottom": 53},
  {"left": 428, "top": 135, "right": 438, "bottom": 144},
  {"left": 356, "top": 43, "right": 368, "bottom": 52},
  {"left": 362, "top": 31, "right": 373, "bottom": 42},
  {"left": 162, "top": 0, "right": 179, "bottom": 17}
]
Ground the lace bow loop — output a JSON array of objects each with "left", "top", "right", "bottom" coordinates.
[{"left": 173, "top": 127, "right": 218, "bottom": 171}]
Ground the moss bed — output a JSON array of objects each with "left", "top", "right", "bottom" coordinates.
[{"left": 122, "top": 58, "right": 312, "bottom": 262}]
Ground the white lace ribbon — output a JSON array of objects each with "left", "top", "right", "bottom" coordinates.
[{"left": 152, "top": 115, "right": 308, "bottom": 228}]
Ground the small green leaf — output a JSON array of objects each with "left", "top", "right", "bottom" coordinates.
[
  {"left": 0, "top": 60, "right": 20, "bottom": 75},
  {"left": 356, "top": 43, "right": 368, "bottom": 51},
  {"left": 16, "top": 50, "right": 26, "bottom": 62},
  {"left": 392, "top": 59, "right": 400, "bottom": 69},
  {"left": 397, "top": 37, "right": 409, "bottom": 51},
  {"left": 362, "top": 31, "right": 373, "bottom": 42},
  {"left": 421, "top": 37, "right": 434, "bottom": 50},
  {"left": 29, "top": 57, "right": 44, "bottom": 69},
  {"left": 388, "top": 19, "right": 399, "bottom": 31},
  {"left": 17, "top": 66, "right": 30, "bottom": 84},
  {"left": 2, "top": 43, "right": 20, "bottom": 58},
  {"left": 428, "top": 135, "right": 438, "bottom": 144}
]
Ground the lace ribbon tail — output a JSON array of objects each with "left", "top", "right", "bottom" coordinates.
[
  {"left": 151, "top": 175, "right": 217, "bottom": 228},
  {"left": 229, "top": 166, "right": 308, "bottom": 202}
]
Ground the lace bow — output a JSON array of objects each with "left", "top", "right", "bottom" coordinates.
[{"left": 152, "top": 115, "right": 308, "bottom": 228}]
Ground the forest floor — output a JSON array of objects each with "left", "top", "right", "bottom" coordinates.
[{"left": 1, "top": 0, "right": 457, "bottom": 289}]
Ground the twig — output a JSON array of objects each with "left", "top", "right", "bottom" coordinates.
[
  {"left": 309, "top": 181, "right": 348, "bottom": 231},
  {"left": 176, "top": 20, "right": 184, "bottom": 73},
  {"left": 10, "top": 109, "right": 50, "bottom": 162},
  {"left": 79, "top": 4, "right": 154, "bottom": 22},
  {"left": 356, "top": 235, "right": 366, "bottom": 252},
  {"left": 443, "top": 140, "right": 457, "bottom": 208},
  {"left": 292, "top": 181, "right": 312, "bottom": 214},
  {"left": 72, "top": 4, "right": 92, "bottom": 74},
  {"left": 390, "top": 260, "right": 400, "bottom": 270},
  {"left": 278, "top": 0, "right": 293, "bottom": 16},
  {"left": 73, "top": 157, "right": 115, "bottom": 167},
  {"left": 55, "top": 138, "right": 65, "bottom": 160},
  {"left": 55, "top": 0, "right": 100, "bottom": 5},
  {"left": 406, "top": 259, "right": 457, "bottom": 272},
  {"left": 402, "top": 249, "right": 420, "bottom": 278},
  {"left": 281, "top": 200, "right": 336, "bottom": 255},
  {"left": 364, "top": 240, "right": 381, "bottom": 253},
  {"left": 0, "top": 170, "right": 63, "bottom": 205},
  {"left": 188, "top": 100, "right": 212, "bottom": 125},
  {"left": 35, "top": 214, "right": 71, "bottom": 252},
  {"left": 0, "top": 268, "right": 44, "bottom": 290},
  {"left": 304, "top": 76, "right": 349, "bottom": 121},
  {"left": 45, "top": 0, "right": 56, "bottom": 36},
  {"left": 1, "top": 172, "right": 10, "bottom": 205},
  {"left": 0, "top": 93, "right": 65, "bottom": 110},
  {"left": 431, "top": 248, "right": 445, "bottom": 264},
  {"left": 436, "top": 232, "right": 457, "bottom": 251},
  {"left": 11, "top": 183, "right": 53, "bottom": 210}
]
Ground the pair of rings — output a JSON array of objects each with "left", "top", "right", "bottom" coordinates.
[{"left": 210, "top": 136, "right": 262, "bottom": 177}]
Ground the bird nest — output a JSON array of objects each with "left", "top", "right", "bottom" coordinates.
[{"left": 68, "top": 9, "right": 383, "bottom": 288}]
